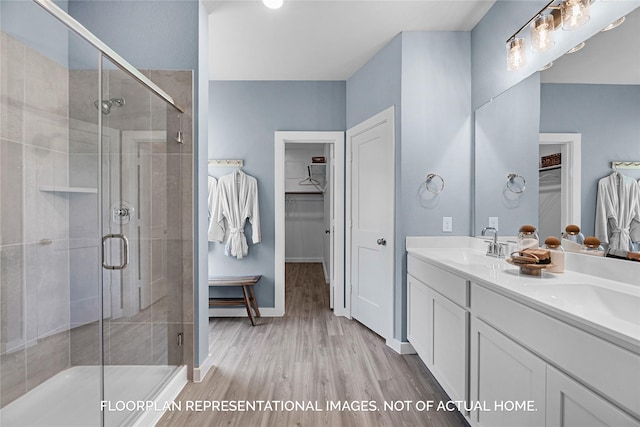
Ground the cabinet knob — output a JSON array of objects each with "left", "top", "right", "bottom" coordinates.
[{"left": 377, "top": 238, "right": 387, "bottom": 246}]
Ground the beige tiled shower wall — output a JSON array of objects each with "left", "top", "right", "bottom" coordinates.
[
  {"left": 1, "top": 30, "right": 194, "bottom": 406},
  {"left": 0, "top": 31, "right": 71, "bottom": 407}
]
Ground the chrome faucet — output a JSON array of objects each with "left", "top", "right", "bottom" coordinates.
[{"left": 481, "top": 227, "right": 506, "bottom": 258}]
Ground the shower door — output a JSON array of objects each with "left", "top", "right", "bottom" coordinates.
[{"left": 100, "top": 56, "right": 184, "bottom": 426}]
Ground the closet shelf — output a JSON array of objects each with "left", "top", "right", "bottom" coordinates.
[
  {"left": 39, "top": 186, "right": 97, "bottom": 194},
  {"left": 539, "top": 165, "right": 561, "bottom": 172},
  {"left": 285, "top": 191, "right": 323, "bottom": 195}
]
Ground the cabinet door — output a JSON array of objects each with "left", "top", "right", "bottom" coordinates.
[
  {"left": 470, "top": 318, "right": 546, "bottom": 427},
  {"left": 407, "top": 275, "right": 430, "bottom": 360},
  {"left": 429, "top": 289, "right": 468, "bottom": 403},
  {"left": 546, "top": 365, "right": 640, "bottom": 427}
]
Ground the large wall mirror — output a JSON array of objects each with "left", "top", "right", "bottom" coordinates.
[{"left": 475, "top": 5, "right": 640, "bottom": 250}]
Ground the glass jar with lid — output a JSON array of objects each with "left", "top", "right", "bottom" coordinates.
[
  {"left": 517, "top": 225, "right": 539, "bottom": 251},
  {"left": 561, "top": 224, "right": 584, "bottom": 252},
  {"left": 543, "top": 236, "right": 564, "bottom": 273},
  {"left": 581, "top": 236, "right": 605, "bottom": 257}
]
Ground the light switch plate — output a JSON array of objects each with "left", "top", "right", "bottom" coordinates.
[
  {"left": 443, "top": 217, "right": 453, "bottom": 232},
  {"left": 489, "top": 216, "right": 499, "bottom": 230}
]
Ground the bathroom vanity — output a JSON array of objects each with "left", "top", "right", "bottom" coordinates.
[{"left": 406, "top": 237, "right": 640, "bottom": 427}]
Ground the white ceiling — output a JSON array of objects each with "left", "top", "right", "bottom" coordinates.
[
  {"left": 541, "top": 5, "right": 640, "bottom": 84},
  {"left": 206, "top": 0, "right": 496, "bottom": 80}
]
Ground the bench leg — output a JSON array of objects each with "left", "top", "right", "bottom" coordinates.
[
  {"left": 248, "top": 285, "right": 261, "bottom": 318},
  {"left": 241, "top": 285, "right": 256, "bottom": 326}
]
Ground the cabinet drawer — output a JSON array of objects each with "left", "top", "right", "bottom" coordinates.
[
  {"left": 472, "top": 283, "right": 640, "bottom": 418},
  {"left": 408, "top": 255, "right": 469, "bottom": 307}
]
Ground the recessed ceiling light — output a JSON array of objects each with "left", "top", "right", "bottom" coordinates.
[
  {"left": 263, "top": 0, "right": 284, "bottom": 9},
  {"left": 601, "top": 16, "right": 625, "bottom": 32},
  {"left": 539, "top": 62, "right": 554, "bottom": 71},
  {"left": 566, "top": 41, "right": 585, "bottom": 54}
]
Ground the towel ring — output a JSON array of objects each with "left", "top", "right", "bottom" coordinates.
[
  {"left": 506, "top": 173, "right": 526, "bottom": 194},
  {"left": 425, "top": 173, "right": 445, "bottom": 194}
]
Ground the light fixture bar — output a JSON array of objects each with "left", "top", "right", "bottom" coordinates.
[{"left": 506, "top": 0, "right": 557, "bottom": 43}]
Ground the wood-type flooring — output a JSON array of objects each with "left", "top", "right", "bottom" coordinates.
[{"left": 157, "top": 263, "right": 468, "bottom": 427}]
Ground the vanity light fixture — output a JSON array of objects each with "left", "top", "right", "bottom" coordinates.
[
  {"left": 531, "top": 12, "right": 557, "bottom": 52},
  {"left": 505, "top": 0, "right": 598, "bottom": 71},
  {"left": 506, "top": 37, "right": 527, "bottom": 71},
  {"left": 601, "top": 16, "right": 625, "bottom": 32},
  {"left": 560, "top": 0, "right": 591, "bottom": 30},
  {"left": 263, "top": 0, "right": 284, "bottom": 9}
]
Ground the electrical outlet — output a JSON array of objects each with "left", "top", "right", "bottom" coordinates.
[
  {"left": 443, "top": 217, "right": 453, "bottom": 233},
  {"left": 489, "top": 216, "right": 499, "bottom": 230}
]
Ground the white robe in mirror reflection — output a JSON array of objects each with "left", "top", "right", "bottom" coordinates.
[
  {"left": 211, "top": 170, "right": 261, "bottom": 259},
  {"left": 595, "top": 171, "right": 640, "bottom": 251}
]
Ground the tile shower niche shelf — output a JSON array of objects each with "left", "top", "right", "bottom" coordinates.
[{"left": 39, "top": 186, "right": 97, "bottom": 194}]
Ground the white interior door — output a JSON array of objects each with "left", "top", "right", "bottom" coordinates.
[
  {"left": 348, "top": 107, "right": 394, "bottom": 339},
  {"left": 327, "top": 144, "right": 335, "bottom": 309}
]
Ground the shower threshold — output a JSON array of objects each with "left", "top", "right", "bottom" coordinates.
[{"left": 0, "top": 365, "right": 186, "bottom": 427}]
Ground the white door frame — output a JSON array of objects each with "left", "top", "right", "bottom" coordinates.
[
  {"left": 345, "top": 106, "right": 396, "bottom": 330},
  {"left": 275, "top": 131, "right": 346, "bottom": 316},
  {"left": 539, "top": 133, "right": 582, "bottom": 230}
]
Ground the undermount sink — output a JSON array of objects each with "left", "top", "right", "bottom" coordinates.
[
  {"left": 523, "top": 284, "right": 640, "bottom": 325},
  {"left": 427, "top": 248, "right": 505, "bottom": 266}
]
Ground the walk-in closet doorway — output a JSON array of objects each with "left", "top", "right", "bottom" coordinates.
[{"left": 274, "top": 132, "right": 345, "bottom": 316}]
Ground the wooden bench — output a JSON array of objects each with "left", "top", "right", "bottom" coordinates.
[{"left": 208, "top": 275, "right": 262, "bottom": 326}]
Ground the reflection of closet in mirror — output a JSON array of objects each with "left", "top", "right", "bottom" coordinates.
[
  {"left": 284, "top": 143, "right": 331, "bottom": 269},
  {"left": 538, "top": 133, "right": 582, "bottom": 241},
  {"left": 539, "top": 5, "right": 640, "bottom": 238}
]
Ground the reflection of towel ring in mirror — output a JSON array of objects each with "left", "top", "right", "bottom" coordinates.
[
  {"left": 506, "top": 173, "right": 526, "bottom": 194},
  {"left": 425, "top": 173, "right": 445, "bottom": 194}
]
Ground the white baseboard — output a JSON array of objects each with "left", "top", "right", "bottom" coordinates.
[
  {"left": 131, "top": 365, "right": 187, "bottom": 427},
  {"left": 386, "top": 338, "right": 416, "bottom": 355},
  {"left": 209, "top": 307, "right": 283, "bottom": 317},
  {"left": 285, "top": 257, "right": 324, "bottom": 263},
  {"left": 193, "top": 352, "right": 214, "bottom": 383}
]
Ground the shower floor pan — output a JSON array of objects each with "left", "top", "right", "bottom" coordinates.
[{"left": 1, "top": 365, "right": 186, "bottom": 427}]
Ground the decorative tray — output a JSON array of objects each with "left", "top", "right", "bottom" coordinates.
[{"left": 506, "top": 258, "right": 555, "bottom": 276}]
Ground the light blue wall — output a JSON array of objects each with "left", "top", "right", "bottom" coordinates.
[
  {"left": 346, "top": 32, "right": 471, "bottom": 341},
  {"left": 346, "top": 34, "right": 402, "bottom": 129},
  {"left": 475, "top": 73, "right": 541, "bottom": 236},
  {"left": 471, "top": 1, "right": 546, "bottom": 110},
  {"left": 1, "top": 0, "right": 69, "bottom": 66},
  {"left": 208, "top": 81, "right": 346, "bottom": 307},
  {"left": 399, "top": 32, "right": 471, "bottom": 340},
  {"left": 68, "top": 0, "right": 197, "bottom": 70},
  {"left": 540, "top": 84, "right": 640, "bottom": 238}
]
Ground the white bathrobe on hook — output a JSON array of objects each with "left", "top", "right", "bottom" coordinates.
[
  {"left": 210, "top": 169, "right": 261, "bottom": 259},
  {"left": 595, "top": 171, "right": 640, "bottom": 251},
  {"left": 207, "top": 176, "right": 223, "bottom": 241}
]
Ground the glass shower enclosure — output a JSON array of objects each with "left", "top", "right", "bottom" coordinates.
[{"left": 0, "top": 1, "right": 191, "bottom": 425}]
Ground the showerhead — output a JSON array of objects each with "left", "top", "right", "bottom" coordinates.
[{"left": 94, "top": 97, "right": 125, "bottom": 115}]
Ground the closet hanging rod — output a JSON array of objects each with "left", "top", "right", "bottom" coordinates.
[
  {"left": 209, "top": 159, "right": 243, "bottom": 167},
  {"left": 611, "top": 161, "right": 640, "bottom": 170}
]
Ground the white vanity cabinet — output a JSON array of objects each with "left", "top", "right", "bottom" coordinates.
[
  {"left": 469, "top": 317, "right": 546, "bottom": 427},
  {"left": 406, "top": 245, "right": 640, "bottom": 427},
  {"left": 471, "top": 282, "right": 640, "bottom": 427},
  {"left": 407, "top": 255, "right": 469, "bottom": 404},
  {"left": 546, "top": 365, "right": 640, "bottom": 427}
]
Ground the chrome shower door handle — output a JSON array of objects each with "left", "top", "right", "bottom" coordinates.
[
  {"left": 102, "top": 234, "right": 129, "bottom": 270},
  {"left": 377, "top": 238, "right": 387, "bottom": 246}
]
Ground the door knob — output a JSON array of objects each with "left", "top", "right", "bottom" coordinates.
[
  {"left": 376, "top": 238, "right": 386, "bottom": 246},
  {"left": 325, "top": 229, "right": 330, "bottom": 234}
]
